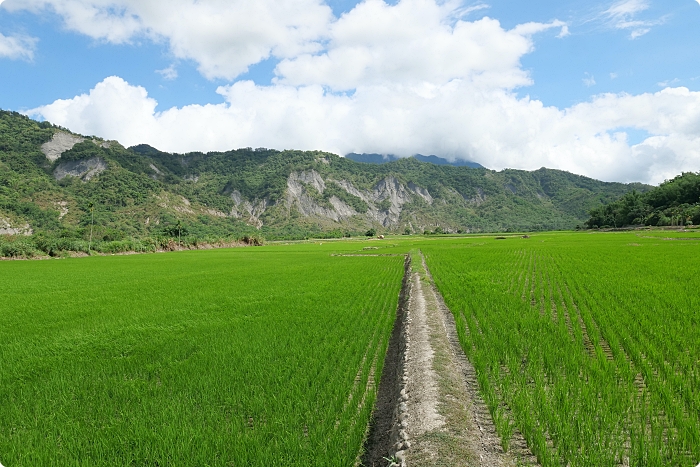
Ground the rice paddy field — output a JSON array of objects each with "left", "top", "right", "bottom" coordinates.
[
  {"left": 422, "top": 232, "right": 700, "bottom": 466},
  {"left": 0, "top": 245, "right": 404, "bottom": 466},
  {"left": 1, "top": 231, "right": 699, "bottom": 466}
]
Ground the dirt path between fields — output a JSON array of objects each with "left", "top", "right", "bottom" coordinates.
[
  {"left": 363, "top": 251, "right": 537, "bottom": 467},
  {"left": 401, "top": 253, "right": 530, "bottom": 467}
]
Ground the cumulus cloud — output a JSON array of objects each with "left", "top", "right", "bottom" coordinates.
[
  {"left": 0, "top": 31, "right": 37, "bottom": 60},
  {"left": 2, "top": 0, "right": 332, "bottom": 79},
  {"left": 29, "top": 76, "right": 700, "bottom": 185},
  {"left": 275, "top": 0, "right": 565, "bottom": 91},
  {"left": 18, "top": 0, "right": 700, "bottom": 185}
]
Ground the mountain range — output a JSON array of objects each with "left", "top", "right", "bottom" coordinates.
[
  {"left": 0, "top": 110, "right": 650, "bottom": 242},
  {"left": 345, "top": 153, "right": 484, "bottom": 168}
]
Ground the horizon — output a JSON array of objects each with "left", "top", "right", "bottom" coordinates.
[{"left": 1, "top": 0, "right": 700, "bottom": 185}]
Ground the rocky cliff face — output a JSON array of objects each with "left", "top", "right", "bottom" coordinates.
[
  {"left": 41, "top": 131, "right": 111, "bottom": 163},
  {"left": 285, "top": 170, "right": 358, "bottom": 223},
  {"left": 223, "top": 170, "right": 439, "bottom": 229},
  {"left": 230, "top": 191, "right": 269, "bottom": 229},
  {"left": 278, "top": 170, "right": 433, "bottom": 227},
  {"left": 41, "top": 132, "right": 84, "bottom": 162},
  {"left": 54, "top": 158, "right": 108, "bottom": 181}
]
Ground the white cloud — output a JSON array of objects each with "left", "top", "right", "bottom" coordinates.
[
  {"left": 556, "top": 24, "right": 571, "bottom": 38},
  {"left": 2, "top": 0, "right": 568, "bottom": 82},
  {"left": 452, "top": 3, "right": 490, "bottom": 18},
  {"left": 657, "top": 78, "right": 680, "bottom": 87},
  {"left": 0, "top": 31, "right": 37, "bottom": 60},
  {"left": 602, "top": 0, "right": 666, "bottom": 38},
  {"left": 583, "top": 73, "right": 596, "bottom": 87},
  {"left": 19, "top": 0, "right": 700, "bottom": 185},
  {"left": 2, "top": 0, "right": 332, "bottom": 79},
  {"left": 156, "top": 64, "right": 177, "bottom": 81},
  {"left": 606, "top": 0, "right": 649, "bottom": 16},
  {"left": 28, "top": 76, "right": 700, "bottom": 185},
  {"left": 274, "top": 0, "right": 566, "bottom": 91},
  {"left": 610, "top": 72, "right": 618, "bottom": 79}
]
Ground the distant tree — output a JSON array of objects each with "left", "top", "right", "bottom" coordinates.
[
  {"left": 586, "top": 172, "right": 700, "bottom": 228},
  {"left": 87, "top": 202, "right": 94, "bottom": 252},
  {"left": 365, "top": 228, "right": 376, "bottom": 237},
  {"left": 176, "top": 220, "right": 182, "bottom": 247}
]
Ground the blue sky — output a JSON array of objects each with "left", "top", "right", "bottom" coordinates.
[{"left": 1, "top": 0, "right": 699, "bottom": 183}]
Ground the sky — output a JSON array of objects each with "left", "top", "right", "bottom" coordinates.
[{"left": 1, "top": 0, "right": 700, "bottom": 184}]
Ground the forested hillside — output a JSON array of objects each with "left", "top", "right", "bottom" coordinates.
[
  {"left": 586, "top": 172, "right": 700, "bottom": 228},
  {"left": 0, "top": 110, "right": 649, "bottom": 255}
]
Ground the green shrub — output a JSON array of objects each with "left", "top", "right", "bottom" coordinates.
[{"left": 1, "top": 239, "right": 38, "bottom": 257}]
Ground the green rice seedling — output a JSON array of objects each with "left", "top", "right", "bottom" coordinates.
[
  {"left": 418, "top": 232, "right": 700, "bottom": 466},
  {"left": 0, "top": 245, "right": 404, "bottom": 466}
]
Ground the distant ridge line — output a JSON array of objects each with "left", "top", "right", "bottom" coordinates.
[{"left": 345, "top": 153, "right": 484, "bottom": 169}]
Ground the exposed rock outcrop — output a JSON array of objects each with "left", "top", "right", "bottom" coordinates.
[
  {"left": 328, "top": 197, "right": 356, "bottom": 218},
  {"left": 41, "top": 132, "right": 114, "bottom": 163},
  {"left": 332, "top": 179, "right": 368, "bottom": 201},
  {"left": 53, "top": 201, "right": 69, "bottom": 219},
  {"left": 290, "top": 169, "right": 326, "bottom": 194},
  {"left": 53, "top": 158, "right": 107, "bottom": 181},
  {"left": 285, "top": 173, "right": 433, "bottom": 227},
  {"left": 0, "top": 217, "right": 32, "bottom": 236},
  {"left": 466, "top": 187, "right": 486, "bottom": 206},
  {"left": 286, "top": 172, "right": 357, "bottom": 222},
  {"left": 368, "top": 176, "right": 414, "bottom": 227},
  {"left": 408, "top": 182, "right": 433, "bottom": 205},
  {"left": 41, "top": 132, "right": 84, "bottom": 162},
  {"left": 231, "top": 190, "right": 269, "bottom": 229}
]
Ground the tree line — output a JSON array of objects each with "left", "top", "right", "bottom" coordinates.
[{"left": 586, "top": 172, "right": 700, "bottom": 228}]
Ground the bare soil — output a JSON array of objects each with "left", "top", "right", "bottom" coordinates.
[{"left": 362, "top": 252, "right": 538, "bottom": 467}]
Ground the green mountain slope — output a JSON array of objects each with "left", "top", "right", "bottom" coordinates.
[
  {"left": 586, "top": 172, "right": 700, "bottom": 228},
  {"left": 1, "top": 109, "right": 649, "bottom": 252}
]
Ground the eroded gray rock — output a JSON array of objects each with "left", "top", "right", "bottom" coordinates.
[
  {"left": 53, "top": 158, "right": 107, "bottom": 181},
  {"left": 408, "top": 182, "right": 433, "bottom": 205},
  {"left": 230, "top": 190, "right": 269, "bottom": 228},
  {"left": 0, "top": 217, "right": 32, "bottom": 236},
  {"left": 285, "top": 172, "right": 359, "bottom": 222},
  {"left": 368, "top": 176, "right": 413, "bottom": 227},
  {"left": 288, "top": 170, "right": 326, "bottom": 194},
  {"left": 285, "top": 172, "right": 436, "bottom": 227},
  {"left": 41, "top": 132, "right": 85, "bottom": 162}
]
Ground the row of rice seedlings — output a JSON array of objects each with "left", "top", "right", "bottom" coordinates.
[
  {"left": 0, "top": 248, "right": 404, "bottom": 466},
  {"left": 552, "top": 240, "right": 700, "bottom": 464},
  {"left": 422, "top": 233, "right": 700, "bottom": 466}
]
